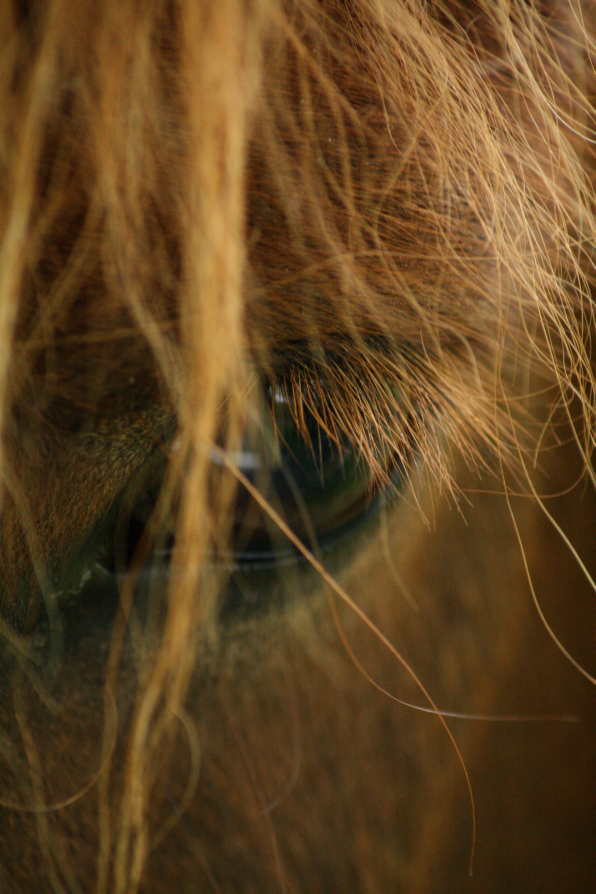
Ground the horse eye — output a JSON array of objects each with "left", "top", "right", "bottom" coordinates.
[
  {"left": 121, "top": 383, "right": 394, "bottom": 570},
  {"left": 213, "top": 381, "right": 400, "bottom": 619},
  {"left": 95, "top": 382, "right": 397, "bottom": 623},
  {"left": 220, "top": 384, "right": 385, "bottom": 571}
]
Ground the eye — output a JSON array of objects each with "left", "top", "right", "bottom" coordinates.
[
  {"left": 120, "top": 380, "right": 400, "bottom": 574},
  {"left": 54, "top": 376, "right": 400, "bottom": 632},
  {"left": 209, "top": 379, "right": 401, "bottom": 618},
  {"left": 218, "top": 382, "right": 391, "bottom": 571}
]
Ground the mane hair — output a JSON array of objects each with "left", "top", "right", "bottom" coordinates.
[{"left": 0, "top": 1, "right": 595, "bottom": 891}]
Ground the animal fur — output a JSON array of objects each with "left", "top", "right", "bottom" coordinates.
[{"left": 1, "top": 0, "right": 596, "bottom": 891}]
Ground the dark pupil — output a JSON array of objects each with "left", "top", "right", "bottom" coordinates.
[{"left": 224, "top": 389, "right": 378, "bottom": 570}]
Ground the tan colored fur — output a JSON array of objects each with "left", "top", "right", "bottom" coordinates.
[{"left": 1, "top": 1, "right": 596, "bottom": 891}]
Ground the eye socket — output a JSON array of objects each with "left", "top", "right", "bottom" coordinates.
[
  {"left": 102, "top": 378, "right": 401, "bottom": 622},
  {"left": 36, "top": 378, "right": 399, "bottom": 640}
]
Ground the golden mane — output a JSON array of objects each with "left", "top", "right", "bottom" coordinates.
[{"left": 1, "top": 1, "right": 595, "bottom": 891}]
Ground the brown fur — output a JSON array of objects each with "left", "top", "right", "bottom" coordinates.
[{"left": 1, "top": 0, "right": 596, "bottom": 891}]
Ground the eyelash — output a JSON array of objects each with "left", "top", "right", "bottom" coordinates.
[{"left": 265, "top": 350, "right": 417, "bottom": 485}]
